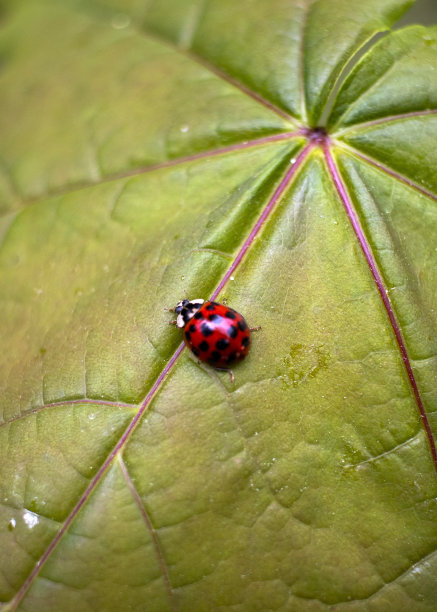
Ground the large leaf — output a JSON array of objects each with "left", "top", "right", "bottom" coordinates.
[{"left": 1, "top": 0, "right": 437, "bottom": 610}]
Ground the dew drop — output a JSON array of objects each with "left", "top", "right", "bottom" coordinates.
[
  {"left": 23, "top": 511, "right": 39, "bottom": 529},
  {"left": 8, "top": 518, "right": 16, "bottom": 531}
]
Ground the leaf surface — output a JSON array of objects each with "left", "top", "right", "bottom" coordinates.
[{"left": 1, "top": 0, "right": 437, "bottom": 610}]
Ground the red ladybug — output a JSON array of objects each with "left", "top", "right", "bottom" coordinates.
[{"left": 171, "top": 299, "right": 259, "bottom": 376}]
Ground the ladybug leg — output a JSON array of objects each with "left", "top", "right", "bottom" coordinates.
[
  {"left": 168, "top": 319, "right": 177, "bottom": 326},
  {"left": 211, "top": 365, "right": 235, "bottom": 384},
  {"left": 194, "top": 361, "right": 231, "bottom": 396},
  {"left": 210, "top": 365, "right": 234, "bottom": 385},
  {"left": 221, "top": 297, "right": 228, "bottom": 305},
  {"left": 250, "top": 325, "right": 262, "bottom": 332}
]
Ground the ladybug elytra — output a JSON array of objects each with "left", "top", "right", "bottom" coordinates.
[{"left": 171, "top": 299, "right": 259, "bottom": 375}]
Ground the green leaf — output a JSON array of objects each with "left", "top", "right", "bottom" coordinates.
[
  {"left": 140, "top": 0, "right": 415, "bottom": 124},
  {"left": 1, "top": 0, "right": 437, "bottom": 610}
]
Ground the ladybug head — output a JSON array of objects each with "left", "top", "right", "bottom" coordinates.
[
  {"left": 174, "top": 299, "right": 189, "bottom": 314},
  {"left": 174, "top": 298, "right": 204, "bottom": 328}
]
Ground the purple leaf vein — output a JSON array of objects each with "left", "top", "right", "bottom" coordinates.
[
  {"left": 324, "top": 144, "right": 437, "bottom": 472},
  {"left": 8, "top": 142, "right": 313, "bottom": 609},
  {"left": 338, "top": 144, "right": 437, "bottom": 201}
]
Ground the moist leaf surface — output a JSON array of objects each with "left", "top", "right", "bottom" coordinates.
[{"left": 1, "top": 0, "right": 437, "bottom": 610}]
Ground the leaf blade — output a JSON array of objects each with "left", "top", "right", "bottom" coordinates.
[{"left": 2, "top": 0, "right": 437, "bottom": 609}]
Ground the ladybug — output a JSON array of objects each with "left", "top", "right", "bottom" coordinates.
[{"left": 170, "top": 299, "right": 259, "bottom": 379}]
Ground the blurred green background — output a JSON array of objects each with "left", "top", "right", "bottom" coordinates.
[{"left": 400, "top": 0, "right": 437, "bottom": 25}]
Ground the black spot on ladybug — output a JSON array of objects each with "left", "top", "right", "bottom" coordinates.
[
  {"left": 225, "top": 311, "right": 236, "bottom": 320},
  {"left": 201, "top": 322, "right": 214, "bottom": 337},
  {"left": 185, "top": 331, "right": 191, "bottom": 342},
  {"left": 194, "top": 311, "right": 204, "bottom": 319},
  {"left": 242, "top": 336, "right": 250, "bottom": 347},
  {"left": 208, "top": 313, "right": 221, "bottom": 322},
  {"left": 205, "top": 304, "right": 216, "bottom": 311},
  {"left": 216, "top": 338, "right": 229, "bottom": 350},
  {"left": 192, "top": 347, "right": 200, "bottom": 357},
  {"left": 238, "top": 320, "right": 248, "bottom": 332},
  {"left": 227, "top": 353, "right": 237, "bottom": 363},
  {"left": 189, "top": 324, "right": 196, "bottom": 334},
  {"left": 209, "top": 351, "right": 221, "bottom": 362},
  {"left": 199, "top": 340, "right": 209, "bottom": 352},
  {"left": 227, "top": 325, "right": 238, "bottom": 339}
]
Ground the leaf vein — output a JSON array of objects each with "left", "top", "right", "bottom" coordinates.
[
  {"left": 334, "top": 109, "right": 437, "bottom": 135},
  {"left": 118, "top": 456, "right": 176, "bottom": 612},
  {"left": 0, "top": 132, "right": 302, "bottom": 217},
  {"left": 140, "top": 26, "right": 299, "bottom": 125},
  {"left": 334, "top": 141, "right": 437, "bottom": 202},
  {"left": 7, "top": 142, "right": 314, "bottom": 609},
  {"left": 331, "top": 37, "right": 416, "bottom": 128},
  {"left": 324, "top": 143, "right": 437, "bottom": 474},
  {"left": 0, "top": 399, "right": 136, "bottom": 429},
  {"left": 343, "top": 430, "right": 423, "bottom": 469}
]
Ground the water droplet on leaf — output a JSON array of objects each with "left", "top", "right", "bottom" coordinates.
[{"left": 23, "top": 511, "right": 39, "bottom": 529}]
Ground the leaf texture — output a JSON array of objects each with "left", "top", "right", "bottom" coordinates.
[{"left": 1, "top": 0, "right": 437, "bottom": 610}]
